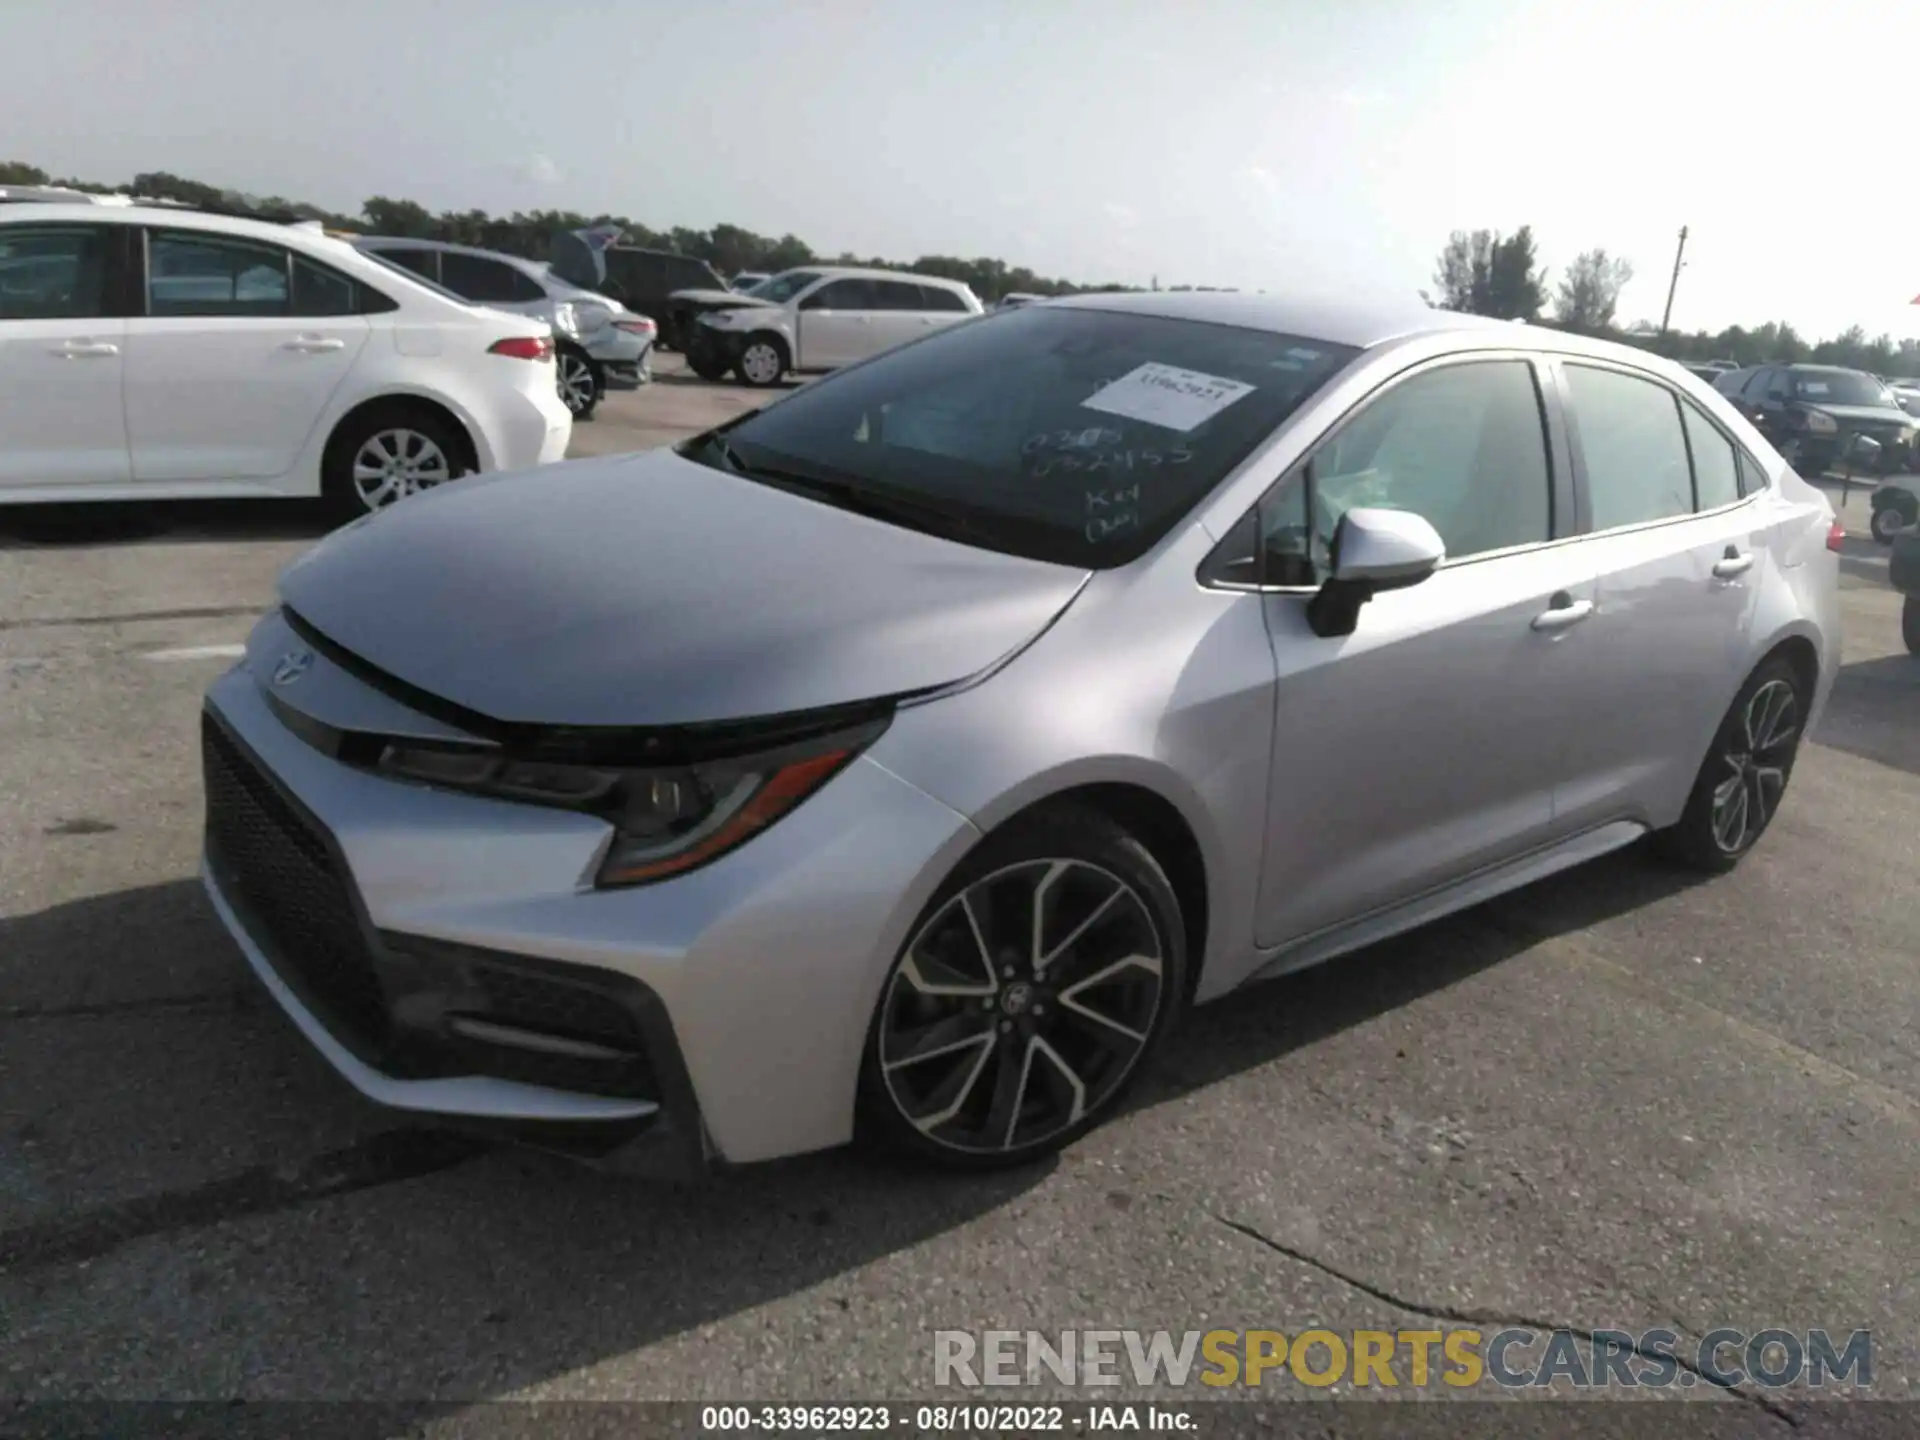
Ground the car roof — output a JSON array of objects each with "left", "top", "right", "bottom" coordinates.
[
  {"left": 0, "top": 200, "right": 347, "bottom": 250},
  {"left": 1047, "top": 289, "right": 1539, "bottom": 349},
  {"left": 786, "top": 264, "right": 975, "bottom": 293},
  {"left": 352, "top": 234, "right": 549, "bottom": 274}
]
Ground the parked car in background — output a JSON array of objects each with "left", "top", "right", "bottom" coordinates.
[
  {"left": 548, "top": 236, "right": 727, "bottom": 350},
  {"left": 997, "top": 292, "right": 1044, "bottom": 310},
  {"left": 1713, "top": 363, "right": 1916, "bottom": 477},
  {"left": 1683, "top": 362, "right": 1724, "bottom": 383},
  {"left": 731, "top": 270, "right": 770, "bottom": 292},
  {"left": 196, "top": 290, "right": 1841, "bottom": 1174},
  {"left": 0, "top": 200, "right": 570, "bottom": 517},
  {"left": 1883, "top": 377, "right": 1920, "bottom": 418},
  {"left": 352, "top": 236, "right": 653, "bottom": 421},
  {"left": 682, "top": 266, "right": 983, "bottom": 385},
  {"left": 661, "top": 272, "right": 782, "bottom": 360}
]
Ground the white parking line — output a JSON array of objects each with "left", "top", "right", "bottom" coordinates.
[{"left": 139, "top": 643, "right": 248, "bottom": 663}]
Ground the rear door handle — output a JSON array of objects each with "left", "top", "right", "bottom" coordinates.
[
  {"left": 51, "top": 340, "right": 118, "bottom": 358},
  {"left": 1531, "top": 593, "right": 1595, "bottom": 632},
  {"left": 1712, "top": 549, "right": 1754, "bottom": 579},
  {"left": 282, "top": 335, "right": 345, "bottom": 353}
]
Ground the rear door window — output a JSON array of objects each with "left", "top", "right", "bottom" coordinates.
[
  {"left": 146, "top": 231, "right": 290, "bottom": 317},
  {"left": 440, "top": 252, "right": 541, "bottom": 304},
  {"left": 1563, "top": 364, "right": 1694, "bottom": 529}
]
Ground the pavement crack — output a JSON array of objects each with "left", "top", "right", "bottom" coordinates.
[
  {"left": 0, "top": 603, "right": 264, "bottom": 634},
  {"left": 0, "top": 1130, "right": 490, "bottom": 1273},
  {"left": 0, "top": 990, "right": 249, "bottom": 1023},
  {"left": 1210, "top": 1211, "right": 1801, "bottom": 1426}
]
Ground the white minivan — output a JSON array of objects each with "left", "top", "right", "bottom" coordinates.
[{"left": 681, "top": 267, "right": 982, "bottom": 387}]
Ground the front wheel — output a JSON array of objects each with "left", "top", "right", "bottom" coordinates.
[
  {"left": 685, "top": 345, "right": 730, "bottom": 382},
  {"left": 556, "top": 347, "right": 603, "bottom": 421},
  {"left": 857, "top": 806, "right": 1188, "bottom": 1169},
  {"left": 735, "top": 335, "right": 788, "bottom": 388},
  {"left": 1651, "top": 655, "right": 1807, "bottom": 873},
  {"left": 1904, "top": 596, "right": 1920, "bottom": 656}
]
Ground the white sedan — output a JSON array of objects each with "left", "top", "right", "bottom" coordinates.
[{"left": 0, "top": 199, "right": 573, "bottom": 518}]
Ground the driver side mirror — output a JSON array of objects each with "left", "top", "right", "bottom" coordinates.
[{"left": 1305, "top": 508, "right": 1446, "bottom": 639}]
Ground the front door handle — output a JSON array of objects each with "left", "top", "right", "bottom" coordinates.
[
  {"left": 1712, "top": 548, "right": 1754, "bottom": 579},
  {"left": 282, "top": 335, "right": 345, "bottom": 353},
  {"left": 1531, "top": 592, "right": 1595, "bottom": 632},
  {"left": 51, "top": 340, "right": 118, "bottom": 358}
]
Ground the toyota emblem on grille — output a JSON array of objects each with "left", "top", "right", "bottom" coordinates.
[{"left": 272, "top": 649, "right": 314, "bottom": 686}]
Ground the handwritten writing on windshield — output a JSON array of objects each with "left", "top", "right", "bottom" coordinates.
[
  {"left": 1030, "top": 446, "right": 1192, "bottom": 477},
  {"left": 1085, "top": 483, "right": 1142, "bottom": 544}
]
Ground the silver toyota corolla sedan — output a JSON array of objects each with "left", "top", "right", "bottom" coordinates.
[{"left": 200, "top": 291, "right": 1844, "bottom": 1175}]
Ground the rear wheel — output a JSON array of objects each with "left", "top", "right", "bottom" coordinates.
[
  {"left": 1871, "top": 497, "right": 1914, "bottom": 544},
  {"left": 320, "top": 406, "right": 472, "bottom": 523},
  {"left": 735, "top": 335, "right": 788, "bottom": 387},
  {"left": 556, "top": 346, "right": 602, "bottom": 421},
  {"left": 1651, "top": 656, "right": 1807, "bottom": 872},
  {"left": 857, "top": 806, "right": 1188, "bottom": 1169}
]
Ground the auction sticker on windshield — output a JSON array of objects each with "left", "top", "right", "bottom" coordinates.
[{"left": 1081, "top": 363, "right": 1255, "bottom": 432}]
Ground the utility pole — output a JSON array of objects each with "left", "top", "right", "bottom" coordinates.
[{"left": 1659, "top": 225, "right": 1688, "bottom": 336}]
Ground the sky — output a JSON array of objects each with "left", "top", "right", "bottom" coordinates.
[{"left": 8, "top": 0, "right": 1920, "bottom": 342}]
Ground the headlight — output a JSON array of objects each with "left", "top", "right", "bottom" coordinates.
[
  {"left": 1805, "top": 410, "right": 1837, "bottom": 434},
  {"left": 375, "top": 718, "right": 885, "bottom": 888}
]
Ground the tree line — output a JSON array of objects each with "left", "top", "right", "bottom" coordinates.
[
  {"left": 1426, "top": 224, "right": 1920, "bottom": 377},
  {"left": 12, "top": 161, "right": 1908, "bottom": 369},
  {"left": 1, "top": 159, "right": 1206, "bottom": 304}
]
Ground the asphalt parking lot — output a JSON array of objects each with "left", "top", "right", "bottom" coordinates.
[{"left": 1, "top": 355, "right": 1916, "bottom": 1431}]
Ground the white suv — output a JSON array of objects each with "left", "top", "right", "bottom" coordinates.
[
  {"left": 0, "top": 201, "right": 573, "bottom": 518},
  {"left": 682, "top": 266, "right": 983, "bottom": 386}
]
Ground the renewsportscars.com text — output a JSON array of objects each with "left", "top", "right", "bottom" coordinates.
[{"left": 933, "top": 1327, "right": 1873, "bottom": 1390}]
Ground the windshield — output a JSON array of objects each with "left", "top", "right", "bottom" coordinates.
[
  {"left": 747, "top": 269, "right": 822, "bottom": 303},
  {"left": 1791, "top": 370, "right": 1896, "bottom": 407},
  {"left": 689, "top": 305, "right": 1360, "bottom": 568}
]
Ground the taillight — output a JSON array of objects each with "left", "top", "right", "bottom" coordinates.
[
  {"left": 489, "top": 336, "right": 554, "bottom": 362},
  {"left": 1827, "top": 518, "right": 1847, "bottom": 552},
  {"left": 613, "top": 319, "right": 655, "bottom": 335}
]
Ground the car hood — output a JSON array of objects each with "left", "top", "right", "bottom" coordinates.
[
  {"left": 276, "top": 448, "right": 1090, "bottom": 729},
  {"left": 671, "top": 288, "right": 773, "bottom": 308},
  {"left": 1803, "top": 403, "right": 1913, "bottom": 425}
]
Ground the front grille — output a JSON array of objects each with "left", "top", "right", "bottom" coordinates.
[{"left": 202, "top": 713, "right": 390, "bottom": 1047}]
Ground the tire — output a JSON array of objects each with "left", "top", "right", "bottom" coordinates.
[
  {"left": 555, "top": 347, "right": 602, "bottom": 422},
  {"left": 734, "top": 334, "right": 789, "bottom": 388},
  {"left": 856, "top": 804, "right": 1189, "bottom": 1170},
  {"left": 1651, "top": 655, "right": 1807, "bottom": 873},
  {"left": 320, "top": 405, "right": 472, "bottom": 524},
  {"left": 685, "top": 345, "right": 730, "bottom": 382},
  {"left": 1904, "top": 595, "right": 1920, "bottom": 656},
  {"left": 1871, "top": 499, "right": 1914, "bottom": 544}
]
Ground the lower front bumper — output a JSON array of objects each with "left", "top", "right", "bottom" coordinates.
[{"left": 198, "top": 650, "right": 979, "bottom": 1165}]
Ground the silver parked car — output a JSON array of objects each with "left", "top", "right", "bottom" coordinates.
[
  {"left": 199, "top": 291, "right": 1843, "bottom": 1175},
  {"left": 353, "top": 236, "right": 655, "bottom": 420}
]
